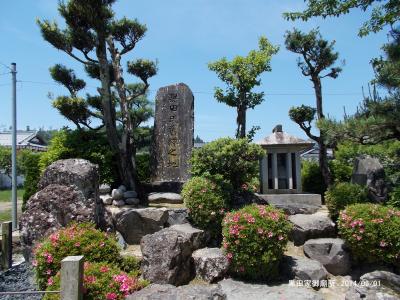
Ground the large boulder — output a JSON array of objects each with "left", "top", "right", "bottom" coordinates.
[
  {"left": 288, "top": 212, "right": 335, "bottom": 246},
  {"left": 192, "top": 248, "right": 229, "bottom": 283},
  {"left": 115, "top": 208, "right": 169, "bottom": 244},
  {"left": 166, "top": 208, "right": 189, "bottom": 226},
  {"left": 282, "top": 255, "right": 328, "bottom": 285},
  {"left": 141, "top": 223, "right": 206, "bottom": 286},
  {"left": 303, "top": 238, "right": 351, "bottom": 276},
  {"left": 148, "top": 192, "right": 183, "bottom": 204},
  {"left": 218, "top": 279, "right": 323, "bottom": 300},
  {"left": 19, "top": 184, "right": 96, "bottom": 260},
  {"left": 351, "top": 155, "right": 388, "bottom": 203},
  {"left": 345, "top": 271, "right": 400, "bottom": 300},
  {"left": 127, "top": 284, "right": 225, "bottom": 300}
]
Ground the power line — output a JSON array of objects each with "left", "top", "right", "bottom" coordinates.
[{"left": 0, "top": 62, "right": 12, "bottom": 71}]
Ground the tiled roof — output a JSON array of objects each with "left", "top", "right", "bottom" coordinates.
[
  {"left": 0, "top": 131, "right": 47, "bottom": 151},
  {"left": 256, "top": 125, "right": 314, "bottom": 149}
]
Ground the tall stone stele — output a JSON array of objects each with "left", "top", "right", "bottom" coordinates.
[{"left": 151, "top": 83, "right": 194, "bottom": 191}]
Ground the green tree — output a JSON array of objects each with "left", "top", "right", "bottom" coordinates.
[
  {"left": 37, "top": 0, "right": 157, "bottom": 198},
  {"left": 208, "top": 37, "right": 279, "bottom": 139},
  {"left": 0, "top": 146, "right": 12, "bottom": 180},
  {"left": 286, "top": 28, "right": 342, "bottom": 187},
  {"left": 284, "top": 0, "right": 400, "bottom": 36}
]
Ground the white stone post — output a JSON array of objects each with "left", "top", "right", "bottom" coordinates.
[
  {"left": 287, "top": 153, "right": 293, "bottom": 190},
  {"left": 295, "top": 152, "right": 302, "bottom": 192},
  {"left": 61, "top": 256, "right": 84, "bottom": 300},
  {"left": 260, "top": 156, "right": 268, "bottom": 193},
  {"left": 272, "top": 152, "right": 278, "bottom": 189}
]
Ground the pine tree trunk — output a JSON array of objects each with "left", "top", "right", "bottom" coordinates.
[{"left": 236, "top": 106, "right": 247, "bottom": 139}]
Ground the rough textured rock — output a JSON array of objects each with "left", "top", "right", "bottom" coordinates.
[
  {"left": 166, "top": 208, "right": 189, "bottom": 226},
  {"left": 115, "top": 208, "right": 169, "bottom": 244},
  {"left": 257, "top": 194, "right": 322, "bottom": 215},
  {"left": 99, "top": 183, "right": 111, "bottom": 194},
  {"left": 345, "top": 271, "right": 400, "bottom": 300},
  {"left": 118, "top": 185, "right": 127, "bottom": 193},
  {"left": 38, "top": 159, "right": 99, "bottom": 201},
  {"left": 141, "top": 223, "right": 205, "bottom": 286},
  {"left": 282, "top": 255, "right": 328, "bottom": 284},
  {"left": 127, "top": 284, "right": 225, "bottom": 300},
  {"left": 113, "top": 199, "right": 125, "bottom": 207},
  {"left": 150, "top": 83, "right": 194, "bottom": 183},
  {"left": 352, "top": 155, "right": 388, "bottom": 203},
  {"left": 112, "top": 188, "right": 124, "bottom": 200},
  {"left": 218, "top": 279, "right": 323, "bottom": 300},
  {"left": 303, "top": 238, "right": 351, "bottom": 276},
  {"left": 116, "top": 231, "right": 128, "bottom": 250},
  {"left": 192, "top": 248, "right": 229, "bottom": 283},
  {"left": 124, "top": 191, "right": 137, "bottom": 199},
  {"left": 288, "top": 212, "right": 335, "bottom": 246},
  {"left": 19, "top": 184, "right": 97, "bottom": 260},
  {"left": 100, "top": 194, "right": 113, "bottom": 205},
  {"left": 148, "top": 192, "right": 183, "bottom": 204},
  {"left": 125, "top": 198, "right": 140, "bottom": 205}
]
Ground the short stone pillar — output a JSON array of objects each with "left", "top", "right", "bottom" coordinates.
[
  {"left": 1, "top": 221, "right": 12, "bottom": 269},
  {"left": 61, "top": 256, "right": 84, "bottom": 300}
]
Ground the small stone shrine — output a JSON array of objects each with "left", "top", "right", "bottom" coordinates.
[
  {"left": 150, "top": 83, "right": 194, "bottom": 192},
  {"left": 257, "top": 125, "right": 313, "bottom": 193}
]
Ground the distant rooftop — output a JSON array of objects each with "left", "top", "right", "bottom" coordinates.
[
  {"left": 0, "top": 130, "right": 47, "bottom": 151},
  {"left": 256, "top": 125, "right": 314, "bottom": 149}
]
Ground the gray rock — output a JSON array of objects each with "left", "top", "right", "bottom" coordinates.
[
  {"left": 352, "top": 155, "right": 388, "bottom": 203},
  {"left": 282, "top": 255, "right": 328, "bottom": 285},
  {"left": 113, "top": 199, "right": 126, "bottom": 207},
  {"left": 257, "top": 194, "right": 322, "bottom": 215},
  {"left": 288, "top": 212, "right": 335, "bottom": 246},
  {"left": 115, "top": 208, "right": 169, "bottom": 244},
  {"left": 192, "top": 248, "right": 229, "bottom": 283},
  {"left": 150, "top": 83, "right": 194, "bottom": 183},
  {"left": 124, "top": 190, "right": 138, "bottom": 199},
  {"left": 127, "top": 284, "right": 225, "bottom": 300},
  {"left": 345, "top": 271, "right": 400, "bottom": 300},
  {"left": 100, "top": 194, "right": 113, "bottom": 205},
  {"left": 112, "top": 188, "right": 124, "bottom": 200},
  {"left": 218, "top": 279, "right": 323, "bottom": 300},
  {"left": 116, "top": 231, "right": 127, "bottom": 250},
  {"left": 166, "top": 208, "right": 189, "bottom": 226},
  {"left": 148, "top": 192, "right": 183, "bottom": 204},
  {"left": 141, "top": 223, "right": 206, "bottom": 286},
  {"left": 125, "top": 198, "right": 140, "bottom": 205},
  {"left": 118, "top": 185, "right": 127, "bottom": 193},
  {"left": 303, "top": 238, "right": 351, "bottom": 276},
  {"left": 99, "top": 183, "right": 111, "bottom": 194}
]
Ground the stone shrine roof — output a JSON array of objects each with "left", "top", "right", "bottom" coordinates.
[{"left": 256, "top": 125, "right": 314, "bottom": 150}]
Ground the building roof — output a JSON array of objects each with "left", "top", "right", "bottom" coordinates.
[
  {"left": 0, "top": 130, "right": 47, "bottom": 151},
  {"left": 256, "top": 125, "right": 314, "bottom": 150}
]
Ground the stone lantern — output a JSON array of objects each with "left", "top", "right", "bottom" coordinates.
[{"left": 257, "top": 125, "right": 314, "bottom": 194}]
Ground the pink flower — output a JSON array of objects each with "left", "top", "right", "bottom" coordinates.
[
  {"left": 267, "top": 231, "right": 273, "bottom": 238},
  {"left": 241, "top": 183, "right": 248, "bottom": 190},
  {"left": 201, "top": 188, "right": 207, "bottom": 193},
  {"left": 278, "top": 235, "right": 284, "bottom": 241},
  {"left": 74, "top": 242, "right": 80, "bottom": 247},
  {"left": 46, "top": 254, "right": 53, "bottom": 264},
  {"left": 32, "top": 260, "right": 38, "bottom": 267},
  {"left": 226, "top": 252, "right": 233, "bottom": 259},
  {"left": 257, "top": 228, "right": 264, "bottom": 235},
  {"left": 352, "top": 234, "right": 362, "bottom": 241},
  {"left": 46, "top": 269, "right": 52, "bottom": 275},
  {"left": 47, "top": 277, "right": 54, "bottom": 286},
  {"left": 380, "top": 241, "right": 387, "bottom": 247},
  {"left": 239, "top": 266, "right": 245, "bottom": 272},
  {"left": 100, "top": 241, "right": 105, "bottom": 247},
  {"left": 100, "top": 266, "right": 110, "bottom": 273},
  {"left": 246, "top": 216, "right": 255, "bottom": 224},
  {"left": 235, "top": 240, "right": 240, "bottom": 245},
  {"left": 359, "top": 228, "right": 365, "bottom": 234},
  {"left": 84, "top": 275, "right": 96, "bottom": 284},
  {"left": 106, "top": 293, "right": 118, "bottom": 300},
  {"left": 223, "top": 242, "right": 229, "bottom": 249},
  {"left": 371, "top": 218, "right": 384, "bottom": 224}
]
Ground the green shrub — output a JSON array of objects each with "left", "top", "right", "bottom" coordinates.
[
  {"left": 136, "top": 152, "right": 151, "bottom": 183},
  {"left": 301, "top": 160, "right": 326, "bottom": 195},
  {"left": 325, "top": 182, "right": 369, "bottom": 220},
  {"left": 19, "top": 150, "right": 42, "bottom": 210},
  {"left": 329, "top": 159, "right": 353, "bottom": 184},
  {"left": 388, "top": 186, "right": 400, "bottom": 208},
  {"left": 40, "top": 129, "right": 119, "bottom": 185},
  {"left": 44, "top": 261, "right": 147, "bottom": 300},
  {"left": 191, "top": 138, "right": 265, "bottom": 192},
  {"left": 182, "top": 177, "right": 228, "bottom": 239},
  {"left": 222, "top": 205, "right": 292, "bottom": 281},
  {"left": 33, "top": 223, "right": 130, "bottom": 290},
  {"left": 338, "top": 203, "right": 400, "bottom": 266}
]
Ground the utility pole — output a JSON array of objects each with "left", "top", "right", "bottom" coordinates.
[{"left": 11, "top": 63, "right": 17, "bottom": 231}]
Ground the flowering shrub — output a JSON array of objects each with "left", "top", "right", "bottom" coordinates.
[
  {"left": 338, "top": 203, "right": 400, "bottom": 266},
  {"left": 34, "top": 223, "right": 126, "bottom": 290},
  {"left": 182, "top": 176, "right": 228, "bottom": 239},
  {"left": 44, "top": 262, "right": 147, "bottom": 300},
  {"left": 325, "top": 182, "right": 369, "bottom": 220},
  {"left": 222, "top": 205, "right": 292, "bottom": 281}
]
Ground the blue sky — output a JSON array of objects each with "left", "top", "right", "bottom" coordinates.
[{"left": 0, "top": 0, "right": 389, "bottom": 142}]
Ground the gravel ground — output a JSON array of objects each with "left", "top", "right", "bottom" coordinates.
[{"left": 0, "top": 262, "right": 42, "bottom": 300}]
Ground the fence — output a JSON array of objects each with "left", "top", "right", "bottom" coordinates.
[{"left": 0, "top": 222, "right": 84, "bottom": 300}]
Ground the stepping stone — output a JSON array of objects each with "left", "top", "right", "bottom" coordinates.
[
  {"left": 282, "top": 255, "right": 328, "bottom": 285},
  {"left": 288, "top": 211, "right": 335, "bottom": 246},
  {"left": 192, "top": 248, "right": 229, "bottom": 283},
  {"left": 258, "top": 194, "right": 322, "bottom": 215},
  {"left": 148, "top": 192, "right": 183, "bottom": 204}
]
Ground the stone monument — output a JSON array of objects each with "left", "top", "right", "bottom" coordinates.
[{"left": 150, "top": 83, "right": 194, "bottom": 192}]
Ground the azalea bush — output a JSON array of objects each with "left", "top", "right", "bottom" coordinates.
[
  {"left": 222, "top": 205, "right": 292, "bottom": 281},
  {"left": 44, "top": 261, "right": 147, "bottom": 300},
  {"left": 338, "top": 203, "right": 400, "bottom": 266},
  {"left": 325, "top": 182, "right": 369, "bottom": 220},
  {"left": 33, "top": 223, "right": 134, "bottom": 290},
  {"left": 182, "top": 176, "right": 228, "bottom": 239}
]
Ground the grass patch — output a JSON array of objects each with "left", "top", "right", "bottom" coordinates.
[
  {"left": 0, "top": 189, "right": 24, "bottom": 202},
  {"left": 0, "top": 209, "right": 11, "bottom": 223}
]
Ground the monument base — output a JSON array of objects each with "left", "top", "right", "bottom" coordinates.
[
  {"left": 144, "top": 181, "right": 185, "bottom": 194},
  {"left": 256, "top": 193, "right": 322, "bottom": 215}
]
